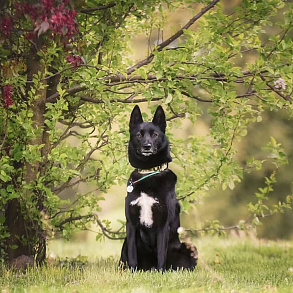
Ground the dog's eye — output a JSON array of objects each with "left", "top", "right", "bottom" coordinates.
[
  {"left": 136, "top": 133, "right": 142, "bottom": 138},
  {"left": 152, "top": 132, "right": 158, "bottom": 138}
]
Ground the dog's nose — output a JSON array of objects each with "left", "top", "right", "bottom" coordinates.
[{"left": 142, "top": 144, "right": 152, "bottom": 151}]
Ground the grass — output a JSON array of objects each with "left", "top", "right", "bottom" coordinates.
[{"left": 1, "top": 236, "right": 293, "bottom": 293}]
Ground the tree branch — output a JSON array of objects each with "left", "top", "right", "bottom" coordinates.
[
  {"left": 127, "top": 0, "right": 220, "bottom": 75},
  {"left": 55, "top": 214, "right": 93, "bottom": 229},
  {"left": 79, "top": 96, "right": 163, "bottom": 104},
  {"left": 181, "top": 90, "right": 213, "bottom": 103},
  {"left": 55, "top": 212, "right": 125, "bottom": 240},
  {"left": 187, "top": 213, "right": 274, "bottom": 235},
  {"left": 47, "top": 85, "right": 87, "bottom": 103},
  {"left": 93, "top": 212, "right": 125, "bottom": 240},
  {"left": 260, "top": 74, "right": 292, "bottom": 104},
  {"left": 46, "top": 68, "right": 292, "bottom": 106},
  {"left": 58, "top": 119, "right": 95, "bottom": 129},
  {"left": 80, "top": 3, "right": 116, "bottom": 14},
  {"left": 53, "top": 174, "right": 99, "bottom": 194}
]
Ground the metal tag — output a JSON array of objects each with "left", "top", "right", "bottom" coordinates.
[{"left": 127, "top": 184, "right": 134, "bottom": 193}]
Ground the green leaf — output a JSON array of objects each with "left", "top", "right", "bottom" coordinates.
[
  {"left": 0, "top": 170, "right": 11, "bottom": 182},
  {"left": 164, "top": 93, "right": 173, "bottom": 104}
]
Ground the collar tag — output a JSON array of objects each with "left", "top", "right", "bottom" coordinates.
[{"left": 127, "top": 184, "right": 134, "bottom": 193}]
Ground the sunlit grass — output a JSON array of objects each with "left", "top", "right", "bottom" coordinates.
[{"left": 1, "top": 236, "right": 293, "bottom": 293}]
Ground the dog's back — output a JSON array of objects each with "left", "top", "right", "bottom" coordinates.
[{"left": 120, "top": 105, "right": 197, "bottom": 271}]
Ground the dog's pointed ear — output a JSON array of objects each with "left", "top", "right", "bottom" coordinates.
[
  {"left": 129, "top": 105, "right": 143, "bottom": 130},
  {"left": 152, "top": 105, "right": 166, "bottom": 133}
]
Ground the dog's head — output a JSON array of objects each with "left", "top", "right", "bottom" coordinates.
[{"left": 128, "top": 105, "right": 172, "bottom": 169}]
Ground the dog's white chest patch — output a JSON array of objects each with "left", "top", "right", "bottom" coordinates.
[{"left": 130, "top": 192, "right": 158, "bottom": 227}]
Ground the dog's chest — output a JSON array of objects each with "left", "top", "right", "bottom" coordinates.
[{"left": 130, "top": 192, "right": 160, "bottom": 228}]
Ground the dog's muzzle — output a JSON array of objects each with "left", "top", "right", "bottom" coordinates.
[{"left": 140, "top": 144, "right": 157, "bottom": 156}]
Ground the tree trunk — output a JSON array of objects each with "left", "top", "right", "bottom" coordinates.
[{"left": 4, "top": 39, "right": 49, "bottom": 266}]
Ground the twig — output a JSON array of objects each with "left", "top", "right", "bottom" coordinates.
[
  {"left": 188, "top": 213, "right": 274, "bottom": 234},
  {"left": 260, "top": 74, "right": 292, "bottom": 104},
  {"left": 266, "top": 23, "right": 292, "bottom": 59}
]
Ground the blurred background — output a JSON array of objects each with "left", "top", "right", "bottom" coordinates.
[{"left": 48, "top": 0, "right": 293, "bottom": 259}]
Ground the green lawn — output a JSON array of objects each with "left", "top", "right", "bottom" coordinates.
[{"left": 1, "top": 236, "right": 293, "bottom": 293}]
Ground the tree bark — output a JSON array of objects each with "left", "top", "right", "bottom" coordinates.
[{"left": 5, "top": 39, "right": 49, "bottom": 265}]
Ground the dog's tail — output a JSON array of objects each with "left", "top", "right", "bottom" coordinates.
[{"left": 166, "top": 242, "right": 198, "bottom": 271}]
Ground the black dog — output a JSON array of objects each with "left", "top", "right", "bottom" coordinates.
[{"left": 120, "top": 105, "right": 197, "bottom": 271}]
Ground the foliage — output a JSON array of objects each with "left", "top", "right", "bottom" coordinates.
[{"left": 0, "top": 0, "right": 293, "bottom": 262}]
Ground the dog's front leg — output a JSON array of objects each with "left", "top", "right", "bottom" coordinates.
[
  {"left": 126, "top": 221, "right": 137, "bottom": 270},
  {"left": 157, "top": 225, "right": 169, "bottom": 271}
]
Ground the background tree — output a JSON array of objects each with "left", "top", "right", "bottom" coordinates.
[{"left": 0, "top": 0, "right": 292, "bottom": 265}]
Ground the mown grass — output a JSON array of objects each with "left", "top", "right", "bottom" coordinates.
[{"left": 1, "top": 236, "right": 293, "bottom": 293}]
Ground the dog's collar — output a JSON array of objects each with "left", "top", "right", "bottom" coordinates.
[
  {"left": 127, "top": 163, "right": 169, "bottom": 193},
  {"left": 136, "top": 163, "right": 168, "bottom": 174}
]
